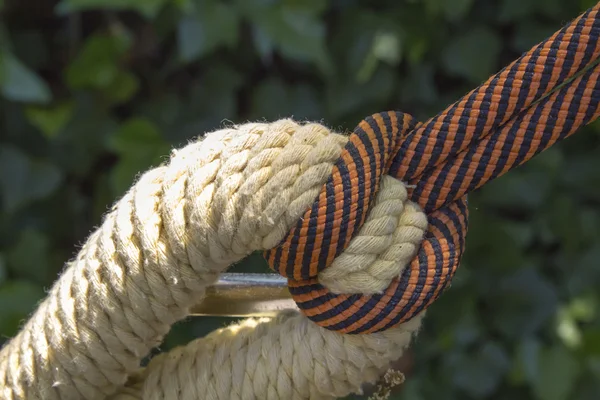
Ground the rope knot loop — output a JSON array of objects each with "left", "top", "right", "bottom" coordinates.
[
  {"left": 318, "top": 176, "right": 428, "bottom": 296},
  {"left": 265, "top": 111, "right": 469, "bottom": 334}
]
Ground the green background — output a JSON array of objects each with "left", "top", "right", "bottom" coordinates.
[{"left": 1, "top": 0, "right": 600, "bottom": 399}]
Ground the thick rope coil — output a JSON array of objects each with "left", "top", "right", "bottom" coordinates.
[
  {"left": 107, "top": 176, "right": 427, "bottom": 400},
  {"left": 0, "top": 120, "right": 425, "bottom": 400},
  {"left": 107, "top": 312, "right": 423, "bottom": 400}
]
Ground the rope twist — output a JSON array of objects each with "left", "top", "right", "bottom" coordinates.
[
  {"left": 2, "top": 3, "right": 600, "bottom": 400},
  {"left": 265, "top": 4, "right": 600, "bottom": 333}
]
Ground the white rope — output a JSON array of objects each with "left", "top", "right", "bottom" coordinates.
[{"left": 0, "top": 119, "right": 427, "bottom": 400}]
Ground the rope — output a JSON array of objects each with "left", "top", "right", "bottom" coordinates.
[
  {"left": 105, "top": 174, "right": 426, "bottom": 399},
  {"left": 107, "top": 311, "right": 423, "bottom": 400},
  {"left": 265, "top": 3, "right": 600, "bottom": 333},
  {"left": 0, "top": 120, "right": 426, "bottom": 399},
  {"left": 105, "top": 157, "right": 427, "bottom": 400},
  {"left": 1, "top": 120, "right": 388, "bottom": 399},
  {"left": 1, "top": 4, "right": 600, "bottom": 400}
]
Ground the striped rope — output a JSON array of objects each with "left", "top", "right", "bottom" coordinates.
[{"left": 264, "top": 4, "right": 600, "bottom": 334}]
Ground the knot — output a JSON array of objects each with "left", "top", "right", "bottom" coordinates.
[
  {"left": 319, "top": 176, "right": 428, "bottom": 295},
  {"left": 265, "top": 111, "right": 469, "bottom": 334}
]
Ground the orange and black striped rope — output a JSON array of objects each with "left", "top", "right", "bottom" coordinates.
[{"left": 264, "top": 3, "right": 600, "bottom": 334}]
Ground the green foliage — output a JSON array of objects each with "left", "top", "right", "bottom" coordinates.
[
  {"left": 0, "top": 52, "right": 52, "bottom": 104},
  {"left": 0, "top": 280, "right": 45, "bottom": 337},
  {"left": 1, "top": 0, "right": 599, "bottom": 399},
  {"left": 65, "top": 31, "right": 139, "bottom": 104},
  {"left": 108, "top": 117, "right": 170, "bottom": 194},
  {"left": 25, "top": 102, "right": 74, "bottom": 138},
  {"left": 442, "top": 26, "right": 502, "bottom": 82},
  {"left": 177, "top": 0, "right": 240, "bottom": 62},
  {"left": 0, "top": 146, "right": 63, "bottom": 213},
  {"left": 56, "top": 0, "right": 171, "bottom": 18}
]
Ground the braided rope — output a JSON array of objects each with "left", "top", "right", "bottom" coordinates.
[
  {"left": 265, "top": 4, "right": 600, "bottom": 333},
  {"left": 1, "top": 4, "right": 600, "bottom": 400},
  {"left": 0, "top": 121, "right": 362, "bottom": 399},
  {"left": 108, "top": 176, "right": 426, "bottom": 400}
]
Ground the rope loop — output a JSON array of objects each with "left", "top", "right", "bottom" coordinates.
[
  {"left": 264, "top": 4, "right": 600, "bottom": 334},
  {"left": 265, "top": 112, "right": 469, "bottom": 334}
]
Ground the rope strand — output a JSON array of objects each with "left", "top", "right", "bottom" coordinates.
[
  {"left": 410, "top": 61, "right": 600, "bottom": 212},
  {"left": 389, "top": 4, "right": 600, "bottom": 183}
]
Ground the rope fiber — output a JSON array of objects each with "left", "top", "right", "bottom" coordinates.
[{"left": 1, "top": 3, "right": 600, "bottom": 400}]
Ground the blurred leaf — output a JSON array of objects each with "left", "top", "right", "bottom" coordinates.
[
  {"left": 239, "top": 0, "right": 333, "bottom": 74},
  {"left": 7, "top": 229, "right": 51, "bottom": 284},
  {"left": 581, "top": 0, "right": 600, "bottom": 11},
  {"left": 163, "top": 317, "right": 229, "bottom": 352},
  {"left": 109, "top": 118, "right": 170, "bottom": 195},
  {"left": 556, "top": 306, "right": 582, "bottom": 349},
  {"left": 490, "top": 268, "right": 558, "bottom": 338},
  {"left": 500, "top": 220, "right": 535, "bottom": 249},
  {"left": 568, "top": 295, "right": 597, "bottom": 322},
  {"left": 442, "top": 26, "right": 501, "bottom": 82},
  {"left": 0, "top": 145, "right": 63, "bottom": 213},
  {"left": 177, "top": 1, "right": 239, "bottom": 63},
  {"left": 451, "top": 310, "right": 482, "bottom": 347},
  {"left": 399, "top": 64, "right": 439, "bottom": 106},
  {"left": 281, "top": 0, "right": 328, "bottom": 13},
  {"left": 479, "top": 168, "right": 552, "bottom": 212},
  {"left": 581, "top": 328, "right": 600, "bottom": 356},
  {"left": 11, "top": 30, "right": 48, "bottom": 70},
  {"left": 547, "top": 195, "right": 581, "bottom": 255},
  {"left": 356, "top": 30, "right": 403, "bottom": 83},
  {"left": 566, "top": 245, "right": 600, "bottom": 294},
  {"left": 105, "top": 70, "right": 139, "bottom": 104},
  {"left": 533, "top": 0, "right": 564, "bottom": 20},
  {"left": 396, "top": 378, "right": 426, "bottom": 400},
  {"left": 25, "top": 102, "right": 74, "bottom": 138},
  {"left": 0, "top": 52, "right": 51, "bottom": 104},
  {"left": 326, "top": 67, "right": 396, "bottom": 119},
  {"left": 0, "top": 281, "right": 45, "bottom": 338},
  {"left": 443, "top": 0, "right": 474, "bottom": 21},
  {"left": 498, "top": 0, "right": 536, "bottom": 21},
  {"left": 229, "top": 252, "right": 272, "bottom": 273},
  {"left": 162, "top": 63, "right": 243, "bottom": 143},
  {"left": 560, "top": 156, "right": 600, "bottom": 201},
  {"left": 372, "top": 31, "right": 403, "bottom": 65},
  {"left": 425, "top": 0, "right": 474, "bottom": 21},
  {"left": 465, "top": 214, "right": 531, "bottom": 282},
  {"left": 65, "top": 32, "right": 137, "bottom": 103},
  {"left": 50, "top": 93, "right": 118, "bottom": 176},
  {"left": 248, "top": 78, "right": 322, "bottom": 121},
  {"left": 0, "top": 254, "right": 5, "bottom": 286},
  {"left": 579, "top": 207, "right": 600, "bottom": 244},
  {"left": 511, "top": 337, "right": 541, "bottom": 385},
  {"left": 448, "top": 341, "right": 510, "bottom": 397},
  {"left": 56, "top": 0, "right": 169, "bottom": 18},
  {"left": 512, "top": 22, "right": 557, "bottom": 53},
  {"left": 533, "top": 346, "right": 580, "bottom": 400},
  {"left": 328, "top": 10, "right": 378, "bottom": 81}
]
